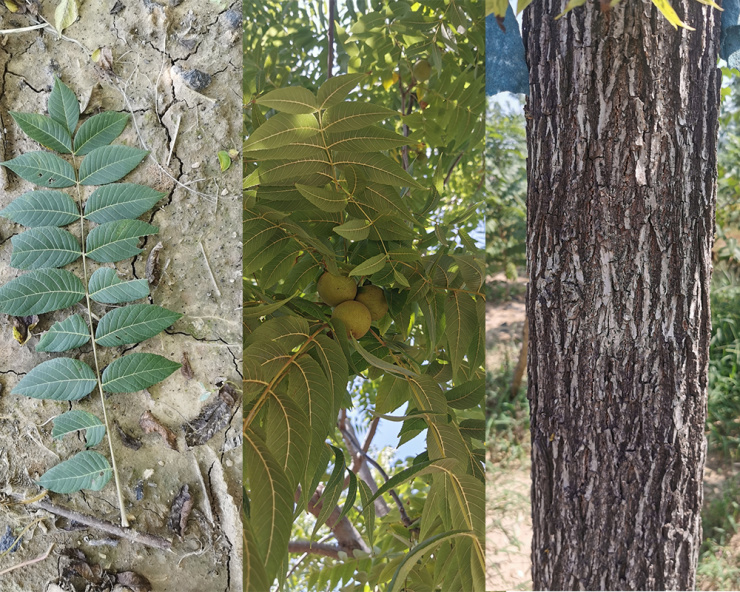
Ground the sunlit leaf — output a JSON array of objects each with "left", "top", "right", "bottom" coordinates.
[
  {"left": 256, "top": 87, "right": 319, "bottom": 114},
  {"left": 38, "top": 451, "right": 111, "bottom": 494},
  {"left": 36, "top": 314, "right": 90, "bottom": 352},
  {"left": 0, "top": 190, "right": 79, "bottom": 227},
  {"left": 0, "top": 268, "right": 84, "bottom": 316},
  {"left": 101, "top": 353, "right": 180, "bottom": 393},
  {"left": 88, "top": 268, "right": 149, "bottom": 304},
  {"left": 12, "top": 357, "right": 96, "bottom": 401},
  {"left": 73, "top": 112, "right": 129, "bottom": 155},
  {"left": 95, "top": 304, "right": 182, "bottom": 347},
  {"left": 10, "top": 226, "right": 81, "bottom": 270},
  {"left": 52, "top": 410, "right": 105, "bottom": 448},
  {"left": 1, "top": 151, "right": 76, "bottom": 188},
  {"left": 10, "top": 112, "right": 72, "bottom": 153}
]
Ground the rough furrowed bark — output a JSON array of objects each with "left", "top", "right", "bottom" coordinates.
[{"left": 522, "top": 0, "right": 721, "bottom": 588}]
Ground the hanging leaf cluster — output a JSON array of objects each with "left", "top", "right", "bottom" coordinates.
[
  {"left": 0, "top": 78, "right": 181, "bottom": 496},
  {"left": 244, "top": 19, "right": 485, "bottom": 586}
]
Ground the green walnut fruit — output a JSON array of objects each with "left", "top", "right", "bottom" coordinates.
[
  {"left": 355, "top": 285, "right": 388, "bottom": 321},
  {"left": 317, "top": 272, "right": 357, "bottom": 307},
  {"left": 412, "top": 59, "right": 432, "bottom": 82},
  {"left": 332, "top": 300, "right": 372, "bottom": 339}
]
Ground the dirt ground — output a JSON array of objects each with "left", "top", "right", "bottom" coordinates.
[
  {"left": 0, "top": 2, "right": 242, "bottom": 591},
  {"left": 485, "top": 285, "right": 531, "bottom": 591}
]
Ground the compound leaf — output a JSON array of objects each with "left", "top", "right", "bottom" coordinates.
[
  {"left": 95, "top": 304, "right": 182, "bottom": 347},
  {"left": 38, "top": 450, "right": 112, "bottom": 494},
  {"left": 0, "top": 268, "right": 84, "bottom": 316},
  {"left": 10, "top": 226, "right": 81, "bottom": 270},
  {"left": 1, "top": 151, "right": 76, "bottom": 188},
  {"left": 86, "top": 220, "right": 158, "bottom": 263},
  {"left": 101, "top": 353, "right": 180, "bottom": 393},
  {"left": 48, "top": 78, "right": 79, "bottom": 134},
  {"left": 78, "top": 145, "right": 148, "bottom": 186},
  {"left": 73, "top": 112, "right": 129, "bottom": 156},
  {"left": 10, "top": 112, "right": 72, "bottom": 153},
  {"left": 0, "top": 190, "right": 79, "bottom": 227},
  {"left": 12, "top": 357, "right": 96, "bottom": 401},
  {"left": 36, "top": 313, "right": 90, "bottom": 352},
  {"left": 52, "top": 410, "right": 105, "bottom": 448},
  {"left": 88, "top": 268, "right": 149, "bottom": 304}
]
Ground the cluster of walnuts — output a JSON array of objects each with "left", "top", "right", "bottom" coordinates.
[{"left": 317, "top": 272, "right": 388, "bottom": 339}]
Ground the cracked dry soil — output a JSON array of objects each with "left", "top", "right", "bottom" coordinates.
[{"left": 0, "top": 1, "right": 242, "bottom": 590}]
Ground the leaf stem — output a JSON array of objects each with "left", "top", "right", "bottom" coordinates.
[{"left": 72, "top": 155, "right": 128, "bottom": 528}]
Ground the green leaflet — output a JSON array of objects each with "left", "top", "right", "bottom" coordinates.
[
  {"left": 244, "top": 112, "right": 320, "bottom": 152},
  {"left": 244, "top": 519, "right": 270, "bottom": 592},
  {"left": 316, "top": 73, "right": 367, "bottom": 109},
  {"left": 78, "top": 145, "right": 149, "bottom": 185},
  {"left": 312, "top": 446, "right": 346, "bottom": 538},
  {"left": 0, "top": 268, "right": 84, "bottom": 316},
  {"left": 101, "top": 353, "right": 181, "bottom": 393},
  {"left": 349, "top": 253, "right": 387, "bottom": 277},
  {"left": 73, "top": 112, "right": 128, "bottom": 155},
  {"left": 256, "top": 86, "right": 319, "bottom": 114},
  {"left": 358, "top": 479, "right": 375, "bottom": 548},
  {"left": 10, "top": 226, "right": 81, "bottom": 270},
  {"left": 325, "top": 126, "right": 410, "bottom": 152},
  {"left": 10, "top": 112, "right": 73, "bottom": 153},
  {"left": 0, "top": 190, "right": 79, "bottom": 227},
  {"left": 84, "top": 183, "right": 165, "bottom": 223},
  {"left": 1, "top": 151, "right": 76, "bottom": 188},
  {"left": 322, "top": 102, "right": 398, "bottom": 134},
  {"left": 12, "top": 357, "right": 96, "bottom": 401},
  {"left": 445, "top": 292, "right": 478, "bottom": 382},
  {"left": 95, "top": 304, "right": 182, "bottom": 347},
  {"left": 86, "top": 219, "right": 158, "bottom": 263},
  {"left": 36, "top": 314, "right": 90, "bottom": 352},
  {"left": 88, "top": 268, "right": 149, "bottom": 304},
  {"left": 265, "top": 391, "right": 310, "bottom": 491},
  {"left": 245, "top": 429, "right": 293, "bottom": 586},
  {"left": 48, "top": 77, "right": 80, "bottom": 134},
  {"left": 37, "top": 450, "right": 112, "bottom": 494},
  {"left": 388, "top": 531, "right": 477, "bottom": 592},
  {"left": 333, "top": 218, "right": 371, "bottom": 241},
  {"left": 295, "top": 183, "right": 348, "bottom": 213},
  {"left": 444, "top": 378, "right": 484, "bottom": 410},
  {"left": 334, "top": 152, "right": 423, "bottom": 188},
  {"left": 52, "top": 410, "right": 105, "bottom": 448}
]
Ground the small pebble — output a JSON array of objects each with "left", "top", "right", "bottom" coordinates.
[
  {"left": 0, "top": 526, "right": 20, "bottom": 553},
  {"left": 191, "top": 162, "right": 200, "bottom": 169},
  {"left": 180, "top": 69, "right": 211, "bottom": 92},
  {"left": 222, "top": 9, "right": 241, "bottom": 29},
  {"left": 158, "top": 460, "right": 165, "bottom": 466}
]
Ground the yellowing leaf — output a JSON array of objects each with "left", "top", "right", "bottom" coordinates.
[
  {"left": 485, "top": 0, "right": 508, "bottom": 17},
  {"left": 650, "top": 0, "right": 695, "bottom": 29},
  {"left": 555, "top": 0, "right": 587, "bottom": 19},
  {"left": 55, "top": 0, "right": 79, "bottom": 34},
  {"left": 217, "top": 150, "right": 231, "bottom": 172}
]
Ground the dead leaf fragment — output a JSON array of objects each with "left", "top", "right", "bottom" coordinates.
[
  {"left": 139, "top": 411, "right": 178, "bottom": 451},
  {"left": 92, "top": 46, "right": 114, "bottom": 72},
  {"left": 146, "top": 242, "right": 163, "bottom": 287},
  {"left": 183, "top": 383, "right": 240, "bottom": 447},
  {"left": 180, "top": 351, "right": 194, "bottom": 380},
  {"left": 167, "top": 484, "right": 193, "bottom": 537},
  {"left": 115, "top": 571, "right": 152, "bottom": 592},
  {"left": 54, "top": 0, "right": 79, "bottom": 33},
  {"left": 11, "top": 315, "right": 38, "bottom": 345},
  {"left": 114, "top": 420, "right": 142, "bottom": 450}
]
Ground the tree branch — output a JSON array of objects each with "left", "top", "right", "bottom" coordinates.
[
  {"left": 327, "top": 0, "right": 336, "bottom": 79},
  {"left": 289, "top": 541, "right": 342, "bottom": 559},
  {"left": 306, "top": 486, "right": 371, "bottom": 554}
]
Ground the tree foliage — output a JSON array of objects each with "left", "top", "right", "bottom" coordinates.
[{"left": 244, "top": 1, "right": 486, "bottom": 589}]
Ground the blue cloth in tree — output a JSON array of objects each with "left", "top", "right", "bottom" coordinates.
[
  {"left": 721, "top": 0, "right": 740, "bottom": 69},
  {"left": 486, "top": 7, "right": 529, "bottom": 96}
]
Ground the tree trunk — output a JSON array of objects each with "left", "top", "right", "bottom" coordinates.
[{"left": 522, "top": 0, "right": 721, "bottom": 588}]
